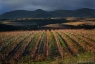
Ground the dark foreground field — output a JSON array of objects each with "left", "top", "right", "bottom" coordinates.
[{"left": 0, "top": 29, "right": 95, "bottom": 64}]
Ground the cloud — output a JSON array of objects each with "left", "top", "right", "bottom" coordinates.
[{"left": 0, "top": 0, "right": 95, "bottom": 14}]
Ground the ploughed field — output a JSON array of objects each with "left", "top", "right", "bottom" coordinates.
[{"left": 0, "top": 29, "right": 95, "bottom": 64}]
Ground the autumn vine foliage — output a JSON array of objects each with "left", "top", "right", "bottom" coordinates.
[{"left": 0, "top": 29, "right": 95, "bottom": 63}]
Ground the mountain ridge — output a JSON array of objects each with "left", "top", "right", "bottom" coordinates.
[{"left": 0, "top": 8, "right": 95, "bottom": 19}]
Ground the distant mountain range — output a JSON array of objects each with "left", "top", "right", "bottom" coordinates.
[{"left": 0, "top": 8, "right": 95, "bottom": 19}]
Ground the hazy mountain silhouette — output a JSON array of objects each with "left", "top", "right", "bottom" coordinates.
[
  {"left": 73, "top": 8, "right": 95, "bottom": 17},
  {"left": 0, "top": 8, "right": 95, "bottom": 19}
]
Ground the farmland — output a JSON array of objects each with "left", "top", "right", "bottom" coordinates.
[{"left": 0, "top": 29, "right": 95, "bottom": 64}]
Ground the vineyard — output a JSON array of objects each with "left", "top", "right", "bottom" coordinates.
[{"left": 0, "top": 29, "right": 95, "bottom": 64}]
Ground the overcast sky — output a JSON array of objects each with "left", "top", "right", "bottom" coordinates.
[{"left": 0, "top": 0, "right": 95, "bottom": 14}]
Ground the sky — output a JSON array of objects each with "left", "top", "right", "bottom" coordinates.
[{"left": 0, "top": 0, "right": 95, "bottom": 14}]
